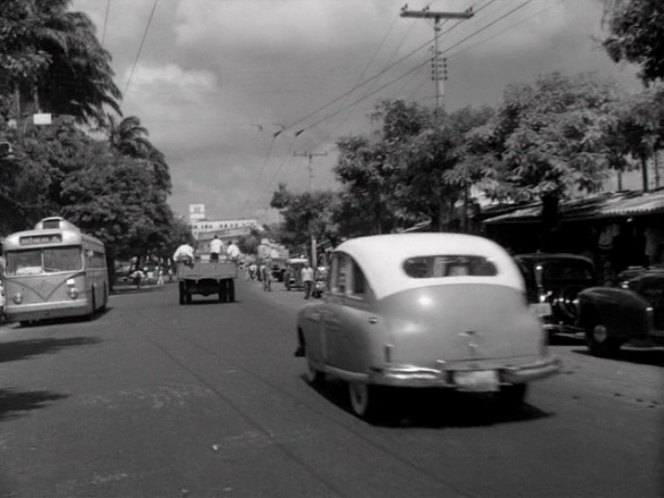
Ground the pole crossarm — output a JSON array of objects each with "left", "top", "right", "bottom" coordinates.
[{"left": 400, "top": 8, "right": 474, "bottom": 20}]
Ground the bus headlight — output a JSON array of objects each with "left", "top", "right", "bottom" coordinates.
[
  {"left": 13, "top": 293, "right": 22, "bottom": 304},
  {"left": 66, "top": 278, "right": 78, "bottom": 299}
]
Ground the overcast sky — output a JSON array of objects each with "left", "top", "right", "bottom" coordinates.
[{"left": 70, "top": 0, "right": 642, "bottom": 223}]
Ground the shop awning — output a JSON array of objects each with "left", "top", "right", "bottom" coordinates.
[{"left": 484, "top": 189, "right": 664, "bottom": 225}]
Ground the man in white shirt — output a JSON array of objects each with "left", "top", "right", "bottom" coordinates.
[
  {"left": 173, "top": 242, "right": 195, "bottom": 264},
  {"left": 226, "top": 240, "right": 241, "bottom": 261},
  {"left": 301, "top": 260, "right": 315, "bottom": 299},
  {"left": 209, "top": 235, "right": 223, "bottom": 262}
]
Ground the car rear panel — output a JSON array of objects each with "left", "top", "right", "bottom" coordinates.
[{"left": 377, "top": 283, "right": 543, "bottom": 369}]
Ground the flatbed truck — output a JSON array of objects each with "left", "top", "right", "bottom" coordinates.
[{"left": 176, "top": 260, "right": 237, "bottom": 304}]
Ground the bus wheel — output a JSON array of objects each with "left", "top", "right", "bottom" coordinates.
[
  {"left": 99, "top": 285, "right": 108, "bottom": 312},
  {"left": 87, "top": 291, "right": 96, "bottom": 320}
]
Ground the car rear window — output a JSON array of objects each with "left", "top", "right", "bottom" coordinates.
[
  {"left": 403, "top": 255, "right": 497, "bottom": 278},
  {"left": 542, "top": 261, "right": 594, "bottom": 281}
]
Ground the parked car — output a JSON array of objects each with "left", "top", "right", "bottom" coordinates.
[
  {"left": 283, "top": 258, "right": 308, "bottom": 290},
  {"left": 296, "top": 233, "right": 561, "bottom": 422},
  {"left": 514, "top": 253, "right": 597, "bottom": 338},
  {"left": 577, "top": 267, "right": 664, "bottom": 356}
]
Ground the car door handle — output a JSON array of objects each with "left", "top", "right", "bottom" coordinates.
[{"left": 369, "top": 317, "right": 378, "bottom": 324}]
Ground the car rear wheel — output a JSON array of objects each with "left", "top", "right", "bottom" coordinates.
[
  {"left": 179, "top": 282, "right": 186, "bottom": 305},
  {"left": 348, "top": 382, "right": 384, "bottom": 422},
  {"left": 586, "top": 322, "right": 622, "bottom": 357}
]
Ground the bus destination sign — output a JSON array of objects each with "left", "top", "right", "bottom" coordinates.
[{"left": 19, "top": 234, "right": 62, "bottom": 246}]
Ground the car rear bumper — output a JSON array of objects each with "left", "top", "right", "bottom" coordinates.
[{"left": 365, "top": 355, "right": 561, "bottom": 389}]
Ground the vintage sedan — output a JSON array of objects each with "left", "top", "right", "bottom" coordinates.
[
  {"left": 578, "top": 268, "right": 664, "bottom": 356},
  {"left": 296, "top": 233, "right": 561, "bottom": 421}
]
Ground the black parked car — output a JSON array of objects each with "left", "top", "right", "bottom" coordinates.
[
  {"left": 578, "top": 268, "right": 664, "bottom": 356},
  {"left": 514, "top": 253, "right": 597, "bottom": 338}
]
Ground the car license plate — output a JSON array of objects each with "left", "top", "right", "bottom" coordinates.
[
  {"left": 531, "top": 302, "right": 552, "bottom": 318},
  {"left": 453, "top": 370, "right": 499, "bottom": 392}
]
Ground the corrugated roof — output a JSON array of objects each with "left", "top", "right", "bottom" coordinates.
[{"left": 484, "top": 189, "right": 664, "bottom": 225}]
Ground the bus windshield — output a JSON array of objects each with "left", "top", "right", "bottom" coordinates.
[{"left": 6, "top": 247, "right": 82, "bottom": 275}]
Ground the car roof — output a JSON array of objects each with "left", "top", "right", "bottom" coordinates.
[
  {"left": 335, "top": 233, "right": 524, "bottom": 300},
  {"left": 515, "top": 253, "right": 593, "bottom": 264}
]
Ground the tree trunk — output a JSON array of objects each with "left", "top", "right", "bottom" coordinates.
[
  {"left": 540, "top": 194, "right": 560, "bottom": 252},
  {"left": 641, "top": 154, "right": 649, "bottom": 192}
]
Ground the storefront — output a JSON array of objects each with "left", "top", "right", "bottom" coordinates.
[{"left": 483, "top": 189, "right": 664, "bottom": 284}]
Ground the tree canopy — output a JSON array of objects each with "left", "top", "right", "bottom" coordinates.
[{"left": 603, "top": 0, "right": 664, "bottom": 84}]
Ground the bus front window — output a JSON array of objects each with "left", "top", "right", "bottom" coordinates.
[
  {"left": 43, "top": 247, "right": 82, "bottom": 272},
  {"left": 6, "top": 250, "right": 42, "bottom": 275}
]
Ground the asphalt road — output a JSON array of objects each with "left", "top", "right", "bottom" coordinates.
[{"left": 0, "top": 278, "right": 662, "bottom": 498}]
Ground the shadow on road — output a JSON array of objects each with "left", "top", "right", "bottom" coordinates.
[
  {"left": 573, "top": 348, "right": 664, "bottom": 368},
  {"left": 304, "top": 376, "right": 553, "bottom": 428},
  {"left": 0, "top": 388, "right": 69, "bottom": 421},
  {"left": 0, "top": 336, "right": 101, "bottom": 364}
]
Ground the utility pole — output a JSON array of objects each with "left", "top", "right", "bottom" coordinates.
[
  {"left": 294, "top": 151, "right": 328, "bottom": 267},
  {"left": 400, "top": 5, "right": 474, "bottom": 110}
]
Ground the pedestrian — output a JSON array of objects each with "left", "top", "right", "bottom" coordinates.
[
  {"left": 261, "top": 261, "right": 272, "bottom": 291},
  {"left": 248, "top": 262, "right": 257, "bottom": 281},
  {"left": 301, "top": 260, "right": 314, "bottom": 299},
  {"left": 156, "top": 266, "right": 164, "bottom": 285},
  {"left": 131, "top": 268, "right": 145, "bottom": 289},
  {"left": 209, "top": 235, "right": 223, "bottom": 262},
  {"left": 227, "top": 240, "right": 241, "bottom": 262}
]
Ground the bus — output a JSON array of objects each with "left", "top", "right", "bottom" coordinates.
[{"left": 1, "top": 217, "right": 108, "bottom": 324}]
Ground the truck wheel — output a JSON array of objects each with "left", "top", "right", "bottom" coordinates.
[
  {"left": 227, "top": 280, "right": 235, "bottom": 302},
  {"left": 179, "top": 282, "right": 186, "bottom": 305},
  {"left": 586, "top": 321, "right": 622, "bottom": 357},
  {"left": 218, "top": 280, "right": 227, "bottom": 303},
  {"left": 186, "top": 291, "right": 192, "bottom": 304}
]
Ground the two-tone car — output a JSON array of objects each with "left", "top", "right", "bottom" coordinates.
[{"left": 295, "top": 233, "right": 561, "bottom": 421}]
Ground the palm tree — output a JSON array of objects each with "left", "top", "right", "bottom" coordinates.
[
  {"left": 106, "top": 114, "right": 152, "bottom": 158},
  {"left": 0, "top": 0, "right": 121, "bottom": 124},
  {"left": 105, "top": 113, "right": 172, "bottom": 194}
]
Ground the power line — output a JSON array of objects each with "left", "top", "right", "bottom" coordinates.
[
  {"left": 123, "top": 0, "right": 159, "bottom": 97},
  {"left": 447, "top": 0, "right": 563, "bottom": 61},
  {"left": 101, "top": 0, "right": 111, "bottom": 47}
]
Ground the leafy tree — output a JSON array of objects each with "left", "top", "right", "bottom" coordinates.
[
  {"left": 270, "top": 183, "right": 341, "bottom": 251},
  {"left": 334, "top": 135, "right": 397, "bottom": 235},
  {"left": 603, "top": 0, "right": 664, "bottom": 84},
  {"left": 609, "top": 85, "right": 664, "bottom": 189},
  {"left": 0, "top": 0, "right": 121, "bottom": 123},
  {"left": 394, "top": 105, "right": 494, "bottom": 232},
  {"left": 467, "top": 72, "right": 621, "bottom": 249}
]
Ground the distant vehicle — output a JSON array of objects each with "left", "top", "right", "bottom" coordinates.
[
  {"left": 176, "top": 259, "right": 238, "bottom": 304},
  {"left": 296, "top": 233, "right": 560, "bottom": 422},
  {"left": 283, "top": 258, "right": 309, "bottom": 290},
  {"left": 514, "top": 253, "right": 597, "bottom": 337},
  {"left": 2, "top": 217, "right": 108, "bottom": 325},
  {"left": 577, "top": 267, "right": 664, "bottom": 356}
]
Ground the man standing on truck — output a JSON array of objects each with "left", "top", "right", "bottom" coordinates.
[
  {"left": 227, "top": 240, "right": 240, "bottom": 262},
  {"left": 173, "top": 241, "right": 195, "bottom": 266},
  {"left": 210, "top": 235, "right": 223, "bottom": 262}
]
